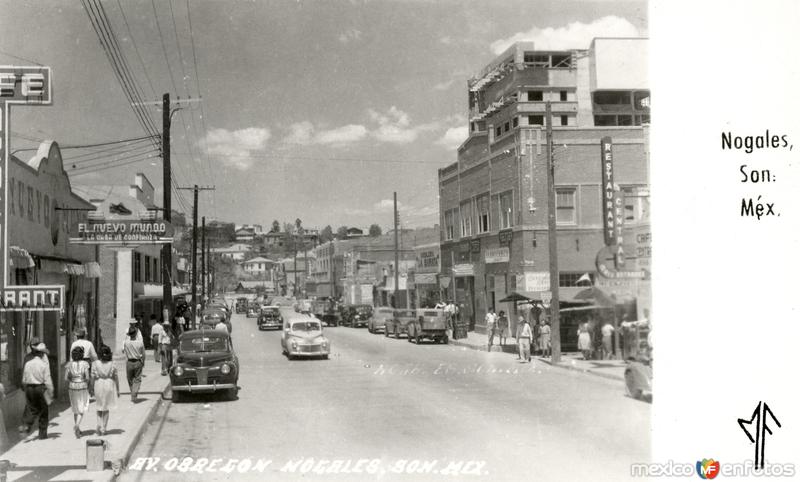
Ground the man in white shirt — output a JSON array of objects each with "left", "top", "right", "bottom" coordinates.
[
  {"left": 516, "top": 317, "right": 533, "bottom": 362},
  {"left": 601, "top": 322, "right": 615, "bottom": 359},
  {"left": 150, "top": 320, "right": 164, "bottom": 363},
  {"left": 70, "top": 328, "right": 98, "bottom": 364},
  {"left": 21, "top": 343, "right": 53, "bottom": 439},
  {"left": 485, "top": 309, "right": 497, "bottom": 351}
]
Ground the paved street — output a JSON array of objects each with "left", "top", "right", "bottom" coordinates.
[{"left": 119, "top": 308, "right": 649, "bottom": 482}]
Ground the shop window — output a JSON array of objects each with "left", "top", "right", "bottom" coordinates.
[
  {"left": 498, "top": 191, "right": 513, "bottom": 229},
  {"left": 9, "top": 179, "right": 14, "bottom": 216},
  {"left": 460, "top": 200, "right": 473, "bottom": 237},
  {"left": 560, "top": 90, "right": 568, "bottom": 101},
  {"left": 559, "top": 272, "right": 594, "bottom": 287},
  {"left": 528, "top": 115, "right": 544, "bottom": 126},
  {"left": 556, "top": 188, "right": 576, "bottom": 225},
  {"left": 527, "top": 90, "right": 543, "bottom": 102},
  {"left": 476, "top": 194, "right": 490, "bottom": 233}
]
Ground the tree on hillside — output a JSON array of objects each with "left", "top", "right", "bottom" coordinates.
[
  {"left": 369, "top": 224, "right": 382, "bottom": 237},
  {"left": 319, "top": 225, "right": 333, "bottom": 243},
  {"left": 271, "top": 220, "right": 280, "bottom": 233},
  {"left": 336, "top": 226, "right": 349, "bottom": 239}
]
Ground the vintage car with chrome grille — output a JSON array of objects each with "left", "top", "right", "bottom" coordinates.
[
  {"left": 258, "top": 305, "right": 283, "bottom": 330},
  {"left": 170, "top": 329, "right": 240, "bottom": 402},
  {"left": 281, "top": 318, "right": 330, "bottom": 359}
]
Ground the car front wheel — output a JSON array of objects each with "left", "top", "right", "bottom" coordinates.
[{"left": 172, "top": 390, "right": 183, "bottom": 403}]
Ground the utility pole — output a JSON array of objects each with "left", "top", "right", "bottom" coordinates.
[
  {"left": 545, "top": 101, "right": 561, "bottom": 363},
  {"left": 393, "top": 192, "right": 399, "bottom": 309},
  {"left": 201, "top": 216, "right": 206, "bottom": 311},
  {"left": 161, "top": 93, "right": 172, "bottom": 323},
  {"left": 178, "top": 184, "right": 215, "bottom": 328}
]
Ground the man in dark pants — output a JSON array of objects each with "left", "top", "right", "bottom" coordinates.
[
  {"left": 18, "top": 337, "right": 46, "bottom": 434},
  {"left": 123, "top": 325, "right": 145, "bottom": 402},
  {"left": 21, "top": 343, "right": 53, "bottom": 439}
]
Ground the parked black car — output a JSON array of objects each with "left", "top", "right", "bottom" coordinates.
[{"left": 170, "top": 329, "right": 240, "bottom": 402}]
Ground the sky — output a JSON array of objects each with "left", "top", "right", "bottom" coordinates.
[{"left": 1, "top": 0, "right": 647, "bottom": 231}]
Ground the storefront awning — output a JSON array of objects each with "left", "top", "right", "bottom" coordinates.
[{"left": 9, "top": 246, "right": 35, "bottom": 269}]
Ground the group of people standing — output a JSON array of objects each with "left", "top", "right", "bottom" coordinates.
[
  {"left": 484, "top": 309, "right": 552, "bottom": 362},
  {"left": 18, "top": 313, "right": 180, "bottom": 441}
]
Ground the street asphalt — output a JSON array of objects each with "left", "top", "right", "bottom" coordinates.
[{"left": 119, "top": 308, "right": 650, "bottom": 482}]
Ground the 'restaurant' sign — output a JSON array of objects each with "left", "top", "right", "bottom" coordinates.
[
  {"left": 70, "top": 220, "right": 174, "bottom": 244},
  {"left": 601, "top": 137, "right": 624, "bottom": 247},
  {"left": 0, "top": 66, "right": 61, "bottom": 311}
]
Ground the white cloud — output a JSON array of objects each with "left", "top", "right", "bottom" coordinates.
[
  {"left": 338, "top": 28, "right": 362, "bottom": 44},
  {"left": 439, "top": 36, "right": 453, "bottom": 45},
  {"left": 283, "top": 122, "right": 367, "bottom": 146},
  {"left": 490, "top": 16, "right": 642, "bottom": 54},
  {"left": 432, "top": 78, "right": 457, "bottom": 91},
  {"left": 199, "top": 127, "right": 271, "bottom": 170},
  {"left": 435, "top": 126, "right": 468, "bottom": 150}
]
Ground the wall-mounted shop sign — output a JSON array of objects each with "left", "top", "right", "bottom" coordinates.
[
  {"left": 1, "top": 65, "right": 60, "bottom": 311},
  {"left": 498, "top": 229, "right": 513, "bottom": 246},
  {"left": 452, "top": 264, "right": 474, "bottom": 277},
  {"left": 516, "top": 271, "right": 549, "bottom": 292},
  {"left": 70, "top": 220, "right": 174, "bottom": 245},
  {"left": 485, "top": 247, "right": 510, "bottom": 264},
  {"left": 0, "top": 285, "right": 63, "bottom": 312},
  {"left": 595, "top": 246, "right": 645, "bottom": 280}
]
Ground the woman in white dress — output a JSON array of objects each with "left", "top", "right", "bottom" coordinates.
[{"left": 92, "top": 345, "right": 119, "bottom": 435}]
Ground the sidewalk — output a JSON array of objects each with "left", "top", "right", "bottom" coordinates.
[
  {"left": 1, "top": 352, "right": 170, "bottom": 482},
  {"left": 449, "top": 331, "right": 626, "bottom": 381}
]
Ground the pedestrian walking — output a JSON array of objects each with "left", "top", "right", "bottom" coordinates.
[
  {"left": 21, "top": 343, "right": 53, "bottom": 440},
  {"left": 122, "top": 325, "right": 145, "bottom": 402},
  {"left": 92, "top": 345, "right": 119, "bottom": 435},
  {"left": 484, "top": 309, "right": 497, "bottom": 351},
  {"left": 65, "top": 346, "right": 91, "bottom": 438},
  {"left": 159, "top": 321, "right": 174, "bottom": 376},
  {"left": 578, "top": 322, "right": 592, "bottom": 360},
  {"left": 18, "top": 337, "right": 47, "bottom": 434},
  {"left": 150, "top": 317, "right": 164, "bottom": 363},
  {"left": 538, "top": 319, "right": 551, "bottom": 358},
  {"left": 497, "top": 311, "right": 509, "bottom": 346},
  {"left": 146, "top": 314, "right": 158, "bottom": 349},
  {"left": 601, "top": 320, "right": 615, "bottom": 359},
  {"left": 70, "top": 328, "right": 98, "bottom": 364},
  {"left": 515, "top": 316, "right": 533, "bottom": 362}
]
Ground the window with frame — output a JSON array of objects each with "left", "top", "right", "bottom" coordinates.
[
  {"left": 444, "top": 209, "right": 457, "bottom": 240},
  {"left": 495, "top": 125, "right": 502, "bottom": 137},
  {"left": 622, "top": 186, "right": 650, "bottom": 223},
  {"left": 460, "top": 201, "right": 473, "bottom": 237},
  {"left": 134, "top": 252, "right": 142, "bottom": 282},
  {"left": 529, "top": 115, "right": 544, "bottom": 126},
  {"left": 527, "top": 90, "right": 543, "bottom": 102},
  {"left": 476, "top": 194, "right": 490, "bottom": 233},
  {"left": 498, "top": 191, "right": 513, "bottom": 229},
  {"left": 512, "top": 117, "right": 519, "bottom": 128},
  {"left": 503, "top": 122, "right": 510, "bottom": 133},
  {"left": 555, "top": 188, "right": 576, "bottom": 225},
  {"left": 560, "top": 115, "right": 569, "bottom": 126},
  {"left": 560, "top": 90, "right": 568, "bottom": 101}
]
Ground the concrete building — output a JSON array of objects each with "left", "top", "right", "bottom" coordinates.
[
  {"left": 242, "top": 256, "right": 276, "bottom": 278},
  {"left": 2, "top": 141, "right": 100, "bottom": 421},
  {"left": 210, "top": 243, "right": 252, "bottom": 261},
  {"left": 439, "top": 38, "right": 650, "bottom": 349}
]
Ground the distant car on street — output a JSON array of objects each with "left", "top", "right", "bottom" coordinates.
[
  {"left": 384, "top": 309, "right": 416, "bottom": 338},
  {"left": 342, "top": 304, "right": 372, "bottom": 328},
  {"left": 368, "top": 307, "right": 394, "bottom": 334},
  {"left": 170, "top": 329, "right": 240, "bottom": 402},
  {"left": 281, "top": 318, "right": 329, "bottom": 360},
  {"left": 258, "top": 306, "right": 283, "bottom": 330},
  {"left": 407, "top": 308, "right": 448, "bottom": 344}
]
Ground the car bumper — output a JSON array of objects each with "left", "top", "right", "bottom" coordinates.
[
  {"left": 172, "top": 382, "right": 237, "bottom": 393},
  {"left": 259, "top": 322, "right": 281, "bottom": 329},
  {"left": 288, "top": 347, "right": 329, "bottom": 356}
]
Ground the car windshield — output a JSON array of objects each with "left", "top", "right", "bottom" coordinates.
[
  {"left": 181, "top": 336, "right": 228, "bottom": 353},
  {"left": 291, "top": 321, "right": 321, "bottom": 332},
  {"left": 262, "top": 308, "right": 279, "bottom": 315}
]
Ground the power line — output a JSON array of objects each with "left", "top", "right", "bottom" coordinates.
[
  {"left": 172, "top": 152, "right": 448, "bottom": 165},
  {"left": 0, "top": 49, "right": 43, "bottom": 65},
  {"left": 60, "top": 135, "right": 157, "bottom": 150},
  {"left": 68, "top": 150, "right": 161, "bottom": 175},
  {"left": 65, "top": 142, "right": 157, "bottom": 166},
  {"left": 113, "top": 0, "right": 158, "bottom": 99}
]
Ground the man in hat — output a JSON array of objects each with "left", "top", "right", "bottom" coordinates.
[
  {"left": 21, "top": 342, "right": 53, "bottom": 439},
  {"left": 122, "top": 325, "right": 145, "bottom": 402},
  {"left": 18, "top": 337, "right": 48, "bottom": 434},
  {"left": 127, "top": 318, "right": 144, "bottom": 343}
]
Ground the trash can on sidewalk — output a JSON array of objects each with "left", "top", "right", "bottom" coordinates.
[{"left": 86, "top": 439, "right": 106, "bottom": 471}]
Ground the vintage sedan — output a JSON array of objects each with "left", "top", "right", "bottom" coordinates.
[
  {"left": 258, "top": 306, "right": 283, "bottom": 330},
  {"left": 368, "top": 307, "right": 394, "bottom": 334},
  {"left": 170, "top": 329, "right": 240, "bottom": 402},
  {"left": 281, "top": 318, "right": 330, "bottom": 360}
]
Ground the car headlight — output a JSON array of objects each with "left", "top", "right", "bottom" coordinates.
[
  {"left": 291, "top": 340, "right": 297, "bottom": 348},
  {"left": 220, "top": 363, "right": 231, "bottom": 375},
  {"left": 173, "top": 366, "right": 184, "bottom": 376}
]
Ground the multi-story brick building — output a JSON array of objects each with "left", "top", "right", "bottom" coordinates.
[{"left": 439, "top": 38, "right": 650, "bottom": 350}]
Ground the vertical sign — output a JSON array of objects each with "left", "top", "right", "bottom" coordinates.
[
  {"left": 601, "top": 136, "right": 623, "bottom": 246},
  {"left": 0, "top": 66, "right": 54, "bottom": 308}
]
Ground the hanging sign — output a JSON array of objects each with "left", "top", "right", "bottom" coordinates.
[
  {"left": 0, "top": 66, "right": 62, "bottom": 311},
  {"left": 601, "top": 137, "right": 624, "bottom": 247}
]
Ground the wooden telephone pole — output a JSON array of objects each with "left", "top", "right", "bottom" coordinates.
[
  {"left": 545, "top": 101, "right": 561, "bottom": 363},
  {"left": 177, "top": 185, "right": 215, "bottom": 328}
]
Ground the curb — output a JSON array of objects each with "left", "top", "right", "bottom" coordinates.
[
  {"left": 535, "top": 356, "right": 625, "bottom": 382},
  {"left": 110, "top": 381, "right": 171, "bottom": 480},
  {"left": 449, "top": 339, "right": 625, "bottom": 382}
]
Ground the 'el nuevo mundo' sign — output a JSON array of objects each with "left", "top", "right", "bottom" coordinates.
[{"left": 70, "top": 220, "right": 174, "bottom": 244}]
